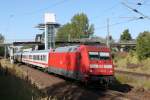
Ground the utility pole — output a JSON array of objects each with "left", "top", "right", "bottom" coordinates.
[{"left": 106, "top": 18, "right": 110, "bottom": 48}]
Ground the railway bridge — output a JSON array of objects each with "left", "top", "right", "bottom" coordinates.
[
  {"left": 111, "top": 42, "right": 136, "bottom": 52},
  {"left": 0, "top": 40, "right": 136, "bottom": 62}
]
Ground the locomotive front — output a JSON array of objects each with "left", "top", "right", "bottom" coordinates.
[{"left": 83, "top": 45, "right": 114, "bottom": 84}]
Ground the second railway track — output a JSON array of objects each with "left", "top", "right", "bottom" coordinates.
[{"left": 115, "top": 69, "right": 150, "bottom": 80}]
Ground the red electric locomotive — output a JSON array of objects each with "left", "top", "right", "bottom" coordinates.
[{"left": 48, "top": 45, "right": 114, "bottom": 84}]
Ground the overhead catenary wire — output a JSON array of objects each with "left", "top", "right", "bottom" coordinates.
[
  {"left": 95, "top": 18, "right": 142, "bottom": 30},
  {"left": 121, "top": 2, "right": 150, "bottom": 20},
  {"left": 123, "top": 0, "right": 147, "bottom": 5},
  {"left": 91, "top": 0, "right": 149, "bottom": 31}
]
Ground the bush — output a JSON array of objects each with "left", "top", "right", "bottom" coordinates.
[
  {"left": 136, "top": 31, "right": 150, "bottom": 60},
  {"left": 0, "top": 47, "right": 4, "bottom": 57}
]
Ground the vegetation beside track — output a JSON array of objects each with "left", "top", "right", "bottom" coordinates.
[
  {"left": 114, "top": 51, "right": 150, "bottom": 74},
  {"left": 0, "top": 59, "right": 41, "bottom": 100},
  {"left": 0, "top": 59, "right": 24, "bottom": 77},
  {"left": 113, "top": 51, "right": 150, "bottom": 90}
]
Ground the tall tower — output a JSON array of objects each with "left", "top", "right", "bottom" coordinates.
[
  {"left": 37, "top": 13, "right": 60, "bottom": 50},
  {"left": 44, "top": 13, "right": 60, "bottom": 49}
]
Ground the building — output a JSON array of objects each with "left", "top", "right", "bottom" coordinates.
[{"left": 35, "top": 33, "right": 44, "bottom": 43}]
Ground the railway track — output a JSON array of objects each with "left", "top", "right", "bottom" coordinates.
[
  {"left": 115, "top": 69, "right": 150, "bottom": 79},
  {"left": 10, "top": 64, "right": 150, "bottom": 100},
  {"left": 1, "top": 59, "right": 150, "bottom": 100}
]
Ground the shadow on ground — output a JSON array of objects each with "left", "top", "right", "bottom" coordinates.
[
  {"left": 41, "top": 77, "right": 133, "bottom": 100},
  {"left": 16, "top": 63, "right": 133, "bottom": 99},
  {"left": 109, "top": 77, "right": 133, "bottom": 93}
]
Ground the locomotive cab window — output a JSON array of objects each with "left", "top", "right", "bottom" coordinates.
[
  {"left": 89, "top": 52, "right": 110, "bottom": 60},
  {"left": 99, "top": 52, "right": 110, "bottom": 60},
  {"left": 89, "top": 52, "right": 99, "bottom": 60}
]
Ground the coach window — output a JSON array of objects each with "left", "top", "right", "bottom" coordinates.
[
  {"left": 37, "top": 55, "right": 39, "bottom": 60},
  {"left": 38, "top": 55, "right": 40, "bottom": 60},
  {"left": 36, "top": 55, "right": 38, "bottom": 60},
  {"left": 29, "top": 55, "right": 31, "bottom": 59},
  {"left": 33, "top": 55, "right": 34, "bottom": 60},
  {"left": 42, "top": 55, "right": 44, "bottom": 61},
  {"left": 39, "top": 55, "right": 40, "bottom": 60},
  {"left": 40, "top": 55, "right": 42, "bottom": 60},
  {"left": 35, "top": 55, "right": 37, "bottom": 60},
  {"left": 43, "top": 55, "right": 45, "bottom": 61},
  {"left": 68, "top": 48, "right": 72, "bottom": 52},
  {"left": 39, "top": 55, "right": 41, "bottom": 60},
  {"left": 73, "top": 48, "right": 77, "bottom": 51},
  {"left": 41, "top": 55, "right": 43, "bottom": 61},
  {"left": 41, "top": 55, "right": 43, "bottom": 60}
]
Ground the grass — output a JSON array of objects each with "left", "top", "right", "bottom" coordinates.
[
  {"left": 0, "top": 59, "right": 42, "bottom": 100},
  {"left": 114, "top": 52, "right": 150, "bottom": 90},
  {"left": 114, "top": 52, "right": 150, "bottom": 74},
  {"left": 0, "top": 59, "right": 24, "bottom": 77},
  {"left": 0, "top": 75, "right": 38, "bottom": 100}
]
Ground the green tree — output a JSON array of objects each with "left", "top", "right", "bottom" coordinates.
[
  {"left": 56, "top": 13, "right": 94, "bottom": 41},
  {"left": 136, "top": 31, "right": 150, "bottom": 60},
  {"left": 56, "top": 23, "right": 72, "bottom": 41},
  {"left": 0, "top": 34, "right": 4, "bottom": 43},
  {"left": 71, "top": 13, "right": 94, "bottom": 38},
  {"left": 120, "top": 29, "right": 132, "bottom": 42}
]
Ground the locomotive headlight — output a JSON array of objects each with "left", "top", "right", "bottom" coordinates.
[
  {"left": 104, "top": 65, "right": 112, "bottom": 68},
  {"left": 90, "top": 64, "right": 99, "bottom": 68}
]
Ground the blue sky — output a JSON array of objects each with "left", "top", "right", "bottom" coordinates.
[{"left": 0, "top": 0, "right": 150, "bottom": 42}]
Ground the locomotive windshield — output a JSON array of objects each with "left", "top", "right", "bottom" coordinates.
[{"left": 89, "top": 52, "right": 110, "bottom": 60}]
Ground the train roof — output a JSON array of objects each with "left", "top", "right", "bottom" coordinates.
[
  {"left": 55, "top": 45, "right": 80, "bottom": 52},
  {"left": 54, "top": 44, "right": 109, "bottom": 52},
  {"left": 22, "top": 49, "right": 50, "bottom": 54}
]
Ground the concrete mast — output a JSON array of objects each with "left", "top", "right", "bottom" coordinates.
[
  {"left": 44, "top": 13, "right": 60, "bottom": 50},
  {"left": 37, "top": 13, "right": 60, "bottom": 50}
]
